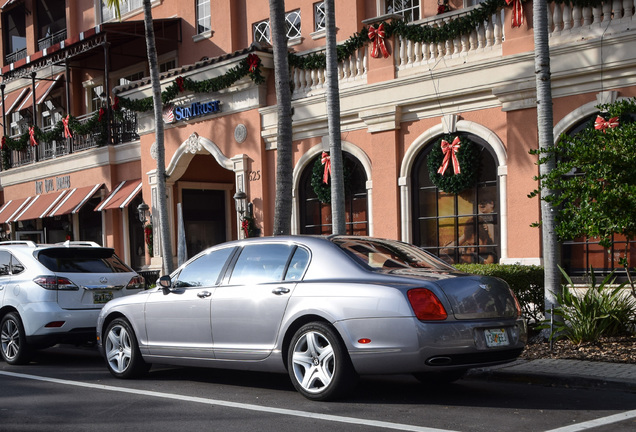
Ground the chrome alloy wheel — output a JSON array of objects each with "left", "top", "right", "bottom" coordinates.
[
  {"left": 291, "top": 330, "right": 335, "bottom": 394},
  {"left": 105, "top": 323, "right": 133, "bottom": 374},
  {"left": 1, "top": 317, "right": 20, "bottom": 362}
]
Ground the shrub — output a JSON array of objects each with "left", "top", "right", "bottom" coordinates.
[
  {"left": 546, "top": 268, "right": 636, "bottom": 344},
  {"left": 454, "top": 263, "right": 544, "bottom": 325}
]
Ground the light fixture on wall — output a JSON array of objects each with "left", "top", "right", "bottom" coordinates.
[
  {"left": 233, "top": 190, "right": 247, "bottom": 218},
  {"left": 137, "top": 202, "right": 150, "bottom": 223}
]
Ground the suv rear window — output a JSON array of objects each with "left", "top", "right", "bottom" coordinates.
[{"left": 36, "top": 248, "right": 133, "bottom": 273}]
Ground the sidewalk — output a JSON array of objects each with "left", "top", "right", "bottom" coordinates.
[{"left": 466, "top": 359, "right": 636, "bottom": 392}]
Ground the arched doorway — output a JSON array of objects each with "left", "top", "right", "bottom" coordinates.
[
  {"left": 411, "top": 133, "right": 499, "bottom": 265},
  {"left": 298, "top": 152, "right": 368, "bottom": 235}
]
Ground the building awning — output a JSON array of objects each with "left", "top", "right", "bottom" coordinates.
[
  {"left": 13, "top": 191, "right": 69, "bottom": 222},
  {"left": 95, "top": 180, "right": 142, "bottom": 212},
  {"left": 18, "top": 74, "right": 64, "bottom": 111},
  {"left": 15, "top": 87, "right": 34, "bottom": 112},
  {"left": 2, "top": 0, "right": 20, "bottom": 8},
  {"left": 48, "top": 184, "right": 103, "bottom": 217},
  {"left": 0, "top": 197, "right": 32, "bottom": 224},
  {"left": 1, "top": 87, "right": 30, "bottom": 117}
]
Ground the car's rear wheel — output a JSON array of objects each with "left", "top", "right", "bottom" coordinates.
[
  {"left": 104, "top": 318, "right": 149, "bottom": 379},
  {"left": 1, "top": 312, "right": 31, "bottom": 365},
  {"left": 413, "top": 369, "right": 467, "bottom": 385},
  {"left": 288, "top": 322, "right": 357, "bottom": 401}
]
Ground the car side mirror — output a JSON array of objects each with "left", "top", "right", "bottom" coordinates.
[{"left": 158, "top": 275, "right": 172, "bottom": 294}]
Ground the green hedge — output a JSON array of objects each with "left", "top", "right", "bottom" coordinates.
[{"left": 454, "top": 263, "right": 545, "bottom": 325}]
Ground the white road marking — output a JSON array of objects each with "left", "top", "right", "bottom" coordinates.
[
  {"left": 543, "top": 409, "right": 636, "bottom": 432},
  {"left": 0, "top": 370, "right": 457, "bottom": 432}
]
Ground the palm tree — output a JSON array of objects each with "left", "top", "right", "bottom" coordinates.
[
  {"left": 533, "top": 0, "right": 560, "bottom": 316},
  {"left": 269, "top": 0, "right": 293, "bottom": 235},
  {"left": 105, "top": 0, "right": 174, "bottom": 274},
  {"left": 324, "top": 0, "right": 345, "bottom": 235}
]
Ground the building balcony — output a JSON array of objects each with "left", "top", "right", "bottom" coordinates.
[{"left": 38, "top": 29, "right": 68, "bottom": 52}]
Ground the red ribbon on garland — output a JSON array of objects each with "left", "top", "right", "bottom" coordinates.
[
  {"left": 247, "top": 54, "right": 259, "bottom": 73},
  {"left": 594, "top": 115, "right": 619, "bottom": 132},
  {"left": 242, "top": 219, "right": 249, "bottom": 238},
  {"left": 437, "top": 137, "right": 461, "bottom": 175},
  {"left": 176, "top": 76, "right": 185, "bottom": 92},
  {"left": 505, "top": 0, "right": 524, "bottom": 28},
  {"left": 63, "top": 115, "right": 72, "bottom": 138},
  {"left": 321, "top": 151, "right": 331, "bottom": 184},
  {"left": 112, "top": 96, "right": 120, "bottom": 111},
  {"left": 98, "top": 108, "right": 105, "bottom": 122},
  {"left": 368, "top": 23, "right": 389, "bottom": 59},
  {"left": 1, "top": 136, "right": 5, "bottom": 150},
  {"left": 29, "top": 126, "right": 38, "bottom": 147}
]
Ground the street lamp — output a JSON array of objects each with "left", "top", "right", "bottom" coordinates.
[
  {"left": 137, "top": 201, "right": 150, "bottom": 223},
  {"left": 233, "top": 190, "right": 247, "bottom": 217}
]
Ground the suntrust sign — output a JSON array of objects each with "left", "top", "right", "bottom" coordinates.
[{"left": 164, "top": 100, "right": 221, "bottom": 123}]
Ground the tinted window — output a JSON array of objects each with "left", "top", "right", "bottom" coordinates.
[
  {"left": 174, "top": 247, "right": 235, "bottom": 288},
  {"left": 0, "top": 251, "right": 11, "bottom": 276},
  {"left": 37, "top": 248, "right": 132, "bottom": 273},
  {"left": 229, "top": 244, "right": 295, "bottom": 285},
  {"left": 285, "top": 247, "right": 310, "bottom": 281},
  {"left": 11, "top": 256, "right": 24, "bottom": 275}
]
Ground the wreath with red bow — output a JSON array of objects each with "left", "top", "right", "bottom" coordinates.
[
  {"left": 311, "top": 153, "right": 353, "bottom": 204},
  {"left": 427, "top": 134, "right": 480, "bottom": 194}
]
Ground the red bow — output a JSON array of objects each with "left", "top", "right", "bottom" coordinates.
[
  {"left": 321, "top": 151, "right": 331, "bottom": 184},
  {"left": 368, "top": 23, "right": 389, "bottom": 59},
  {"left": 176, "top": 76, "right": 185, "bottom": 92},
  {"left": 112, "top": 96, "right": 119, "bottom": 111},
  {"left": 29, "top": 126, "right": 38, "bottom": 147},
  {"left": 247, "top": 54, "right": 259, "bottom": 73},
  {"left": 98, "top": 108, "right": 105, "bottom": 122},
  {"left": 505, "top": 0, "right": 524, "bottom": 28},
  {"left": 63, "top": 115, "right": 72, "bottom": 139},
  {"left": 594, "top": 115, "right": 619, "bottom": 132},
  {"left": 1, "top": 136, "right": 5, "bottom": 150},
  {"left": 242, "top": 219, "right": 249, "bottom": 238},
  {"left": 437, "top": 137, "right": 461, "bottom": 175}
]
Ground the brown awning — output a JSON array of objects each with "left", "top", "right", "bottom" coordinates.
[
  {"left": 0, "top": 197, "right": 32, "bottom": 224},
  {"left": 95, "top": 180, "right": 142, "bottom": 211},
  {"left": 1, "top": 87, "right": 30, "bottom": 116},
  {"left": 47, "top": 184, "right": 103, "bottom": 217},
  {"left": 18, "top": 74, "right": 64, "bottom": 111},
  {"left": 13, "top": 191, "right": 68, "bottom": 222}
]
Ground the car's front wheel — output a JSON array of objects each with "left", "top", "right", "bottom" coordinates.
[
  {"left": 104, "top": 318, "right": 149, "bottom": 379},
  {"left": 0, "top": 312, "right": 31, "bottom": 365},
  {"left": 288, "top": 322, "right": 357, "bottom": 401}
]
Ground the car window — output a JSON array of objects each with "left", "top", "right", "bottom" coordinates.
[
  {"left": 36, "top": 248, "right": 133, "bottom": 273},
  {"left": 174, "top": 247, "right": 235, "bottom": 288},
  {"left": 284, "top": 247, "right": 310, "bottom": 281},
  {"left": 229, "top": 244, "right": 295, "bottom": 285},
  {"left": 10, "top": 255, "right": 24, "bottom": 275},
  {"left": 0, "top": 251, "right": 11, "bottom": 276}
]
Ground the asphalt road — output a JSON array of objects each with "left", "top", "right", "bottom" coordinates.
[{"left": 1, "top": 345, "right": 635, "bottom": 432}]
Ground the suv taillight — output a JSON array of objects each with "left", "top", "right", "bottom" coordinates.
[
  {"left": 126, "top": 275, "right": 146, "bottom": 290},
  {"left": 33, "top": 276, "right": 79, "bottom": 291},
  {"left": 407, "top": 288, "right": 448, "bottom": 321}
]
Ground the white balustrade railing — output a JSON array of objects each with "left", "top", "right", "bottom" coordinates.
[
  {"left": 549, "top": 0, "right": 635, "bottom": 36},
  {"left": 291, "top": 44, "right": 368, "bottom": 98}
]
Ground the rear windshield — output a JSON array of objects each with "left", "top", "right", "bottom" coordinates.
[
  {"left": 332, "top": 237, "right": 455, "bottom": 271},
  {"left": 36, "top": 248, "right": 133, "bottom": 273}
]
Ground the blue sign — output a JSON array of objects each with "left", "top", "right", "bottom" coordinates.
[{"left": 173, "top": 100, "right": 221, "bottom": 121}]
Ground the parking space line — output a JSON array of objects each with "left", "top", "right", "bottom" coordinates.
[
  {"left": 0, "top": 370, "right": 457, "bottom": 432},
  {"left": 543, "top": 409, "right": 636, "bottom": 432}
]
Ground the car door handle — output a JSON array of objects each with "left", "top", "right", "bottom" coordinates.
[
  {"left": 197, "top": 291, "right": 212, "bottom": 298},
  {"left": 272, "top": 287, "right": 290, "bottom": 295}
]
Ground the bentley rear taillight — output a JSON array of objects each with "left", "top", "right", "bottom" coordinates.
[{"left": 407, "top": 288, "right": 447, "bottom": 321}]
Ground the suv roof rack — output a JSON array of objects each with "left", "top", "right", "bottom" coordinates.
[
  {"left": 0, "top": 240, "right": 37, "bottom": 247},
  {"left": 56, "top": 240, "right": 101, "bottom": 247}
]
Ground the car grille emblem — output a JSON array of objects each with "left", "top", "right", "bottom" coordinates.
[{"left": 100, "top": 277, "right": 108, "bottom": 284}]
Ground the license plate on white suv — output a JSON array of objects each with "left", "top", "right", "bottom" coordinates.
[
  {"left": 93, "top": 292, "right": 114, "bottom": 304},
  {"left": 484, "top": 328, "right": 509, "bottom": 347}
]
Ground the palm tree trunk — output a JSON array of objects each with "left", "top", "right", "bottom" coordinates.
[
  {"left": 269, "top": 0, "right": 293, "bottom": 236},
  {"left": 141, "top": 0, "right": 173, "bottom": 273},
  {"left": 325, "top": 0, "right": 345, "bottom": 235},
  {"left": 534, "top": 0, "right": 561, "bottom": 315}
]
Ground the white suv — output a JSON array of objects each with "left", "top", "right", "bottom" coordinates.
[{"left": 0, "top": 241, "right": 145, "bottom": 364}]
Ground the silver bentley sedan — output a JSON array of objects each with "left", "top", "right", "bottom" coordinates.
[{"left": 96, "top": 236, "right": 526, "bottom": 400}]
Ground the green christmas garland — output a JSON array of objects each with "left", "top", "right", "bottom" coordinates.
[{"left": 427, "top": 134, "right": 480, "bottom": 194}]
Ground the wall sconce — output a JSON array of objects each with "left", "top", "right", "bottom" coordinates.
[
  {"left": 233, "top": 190, "right": 247, "bottom": 217},
  {"left": 137, "top": 202, "right": 150, "bottom": 223}
]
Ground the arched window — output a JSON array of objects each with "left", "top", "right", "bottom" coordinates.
[
  {"left": 299, "top": 152, "right": 368, "bottom": 235},
  {"left": 412, "top": 134, "right": 499, "bottom": 265},
  {"left": 560, "top": 114, "right": 636, "bottom": 280}
]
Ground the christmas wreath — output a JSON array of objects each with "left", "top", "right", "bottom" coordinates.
[
  {"left": 310, "top": 153, "right": 352, "bottom": 204},
  {"left": 427, "top": 134, "right": 480, "bottom": 194}
]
